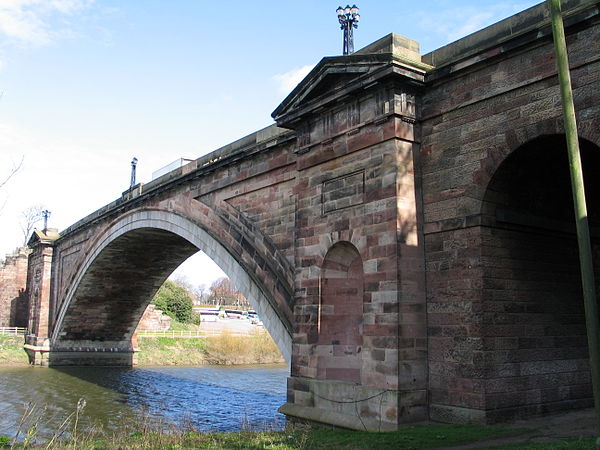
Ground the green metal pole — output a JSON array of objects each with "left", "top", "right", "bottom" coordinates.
[{"left": 548, "top": 0, "right": 600, "bottom": 438}]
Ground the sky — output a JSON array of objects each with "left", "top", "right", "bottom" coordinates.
[{"left": 0, "top": 0, "right": 543, "bottom": 290}]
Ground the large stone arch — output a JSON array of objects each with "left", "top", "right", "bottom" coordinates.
[
  {"left": 481, "top": 134, "right": 600, "bottom": 225},
  {"left": 478, "top": 134, "right": 600, "bottom": 420},
  {"left": 475, "top": 121, "right": 600, "bottom": 208},
  {"left": 52, "top": 209, "right": 293, "bottom": 363}
]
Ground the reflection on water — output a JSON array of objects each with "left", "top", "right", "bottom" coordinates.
[{"left": 0, "top": 364, "right": 287, "bottom": 439}]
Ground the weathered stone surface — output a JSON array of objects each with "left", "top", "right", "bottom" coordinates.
[
  {"left": 421, "top": 0, "right": 600, "bottom": 425},
  {"left": 135, "top": 304, "right": 171, "bottom": 332},
  {"left": 22, "top": 0, "right": 600, "bottom": 430},
  {"left": 0, "top": 247, "right": 29, "bottom": 327}
]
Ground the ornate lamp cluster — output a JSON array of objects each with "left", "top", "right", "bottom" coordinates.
[
  {"left": 336, "top": 5, "right": 360, "bottom": 55},
  {"left": 130, "top": 157, "right": 138, "bottom": 188}
]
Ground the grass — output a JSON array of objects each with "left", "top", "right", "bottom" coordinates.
[
  {"left": 135, "top": 336, "right": 208, "bottom": 366},
  {"left": 0, "top": 334, "right": 28, "bottom": 365},
  {"left": 166, "top": 321, "right": 200, "bottom": 331},
  {"left": 0, "top": 422, "right": 558, "bottom": 449},
  {"left": 202, "top": 331, "right": 283, "bottom": 365},
  {"left": 0, "top": 394, "right": 595, "bottom": 449},
  {"left": 2, "top": 422, "right": 596, "bottom": 450},
  {"left": 0, "top": 324, "right": 283, "bottom": 367},
  {"left": 287, "top": 424, "right": 530, "bottom": 449},
  {"left": 1, "top": 426, "right": 595, "bottom": 449},
  {"left": 487, "top": 436, "right": 597, "bottom": 449},
  {"left": 136, "top": 330, "right": 283, "bottom": 366}
]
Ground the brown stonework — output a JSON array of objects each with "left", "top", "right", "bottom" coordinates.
[
  {"left": 421, "top": 0, "right": 600, "bottom": 424},
  {"left": 23, "top": 0, "right": 600, "bottom": 429},
  {"left": 273, "top": 33, "right": 428, "bottom": 429},
  {"left": 135, "top": 304, "right": 171, "bottom": 331},
  {"left": 317, "top": 242, "right": 364, "bottom": 383},
  {"left": 24, "top": 229, "right": 59, "bottom": 364},
  {"left": 0, "top": 247, "right": 29, "bottom": 327}
]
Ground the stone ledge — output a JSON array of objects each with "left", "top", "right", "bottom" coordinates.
[
  {"left": 279, "top": 403, "right": 400, "bottom": 432},
  {"left": 282, "top": 377, "right": 429, "bottom": 431},
  {"left": 429, "top": 403, "right": 487, "bottom": 424},
  {"left": 24, "top": 345, "right": 136, "bottom": 367},
  {"left": 423, "top": 0, "right": 598, "bottom": 68},
  {"left": 23, "top": 344, "right": 50, "bottom": 352}
]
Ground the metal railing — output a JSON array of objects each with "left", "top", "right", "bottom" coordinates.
[
  {"left": 135, "top": 329, "right": 266, "bottom": 338},
  {"left": 0, "top": 328, "right": 266, "bottom": 338},
  {"left": 136, "top": 330, "right": 204, "bottom": 338},
  {"left": 0, "top": 327, "right": 26, "bottom": 335}
]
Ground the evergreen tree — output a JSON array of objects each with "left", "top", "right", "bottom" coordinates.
[{"left": 152, "top": 280, "right": 193, "bottom": 323}]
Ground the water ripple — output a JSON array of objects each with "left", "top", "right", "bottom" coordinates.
[{"left": 0, "top": 364, "right": 287, "bottom": 439}]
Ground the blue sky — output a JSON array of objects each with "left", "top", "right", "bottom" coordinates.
[{"left": 0, "top": 0, "right": 542, "bottom": 288}]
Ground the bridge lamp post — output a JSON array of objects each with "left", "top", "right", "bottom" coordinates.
[
  {"left": 337, "top": 5, "right": 359, "bottom": 55},
  {"left": 42, "top": 210, "right": 51, "bottom": 233},
  {"left": 130, "top": 157, "right": 138, "bottom": 189}
]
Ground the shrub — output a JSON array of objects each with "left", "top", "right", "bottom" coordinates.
[
  {"left": 152, "top": 280, "right": 193, "bottom": 323},
  {"left": 0, "top": 435, "right": 10, "bottom": 448}
]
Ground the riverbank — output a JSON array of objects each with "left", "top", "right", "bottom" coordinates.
[
  {"left": 1, "top": 410, "right": 596, "bottom": 449},
  {"left": 0, "top": 335, "right": 29, "bottom": 366},
  {"left": 0, "top": 330, "right": 284, "bottom": 367},
  {"left": 136, "top": 330, "right": 284, "bottom": 365}
]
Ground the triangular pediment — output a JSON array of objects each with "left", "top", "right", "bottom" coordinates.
[
  {"left": 271, "top": 56, "right": 391, "bottom": 126},
  {"left": 301, "top": 72, "right": 360, "bottom": 104},
  {"left": 27, "top": 228, "right": 60, "bottom": 247},
  {"left": 272, "top": 33, "right": 430, "bottom": 128}
]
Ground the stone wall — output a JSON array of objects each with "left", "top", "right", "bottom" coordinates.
[
  {"left": 0, "top": 247, "right": 29, "bottom": 327},
  {"left": 136, "top": 304, "right": 171, "bottom": 331},
  {"left": 420, "top": 2, "right": 600, "bottom": 423},
  {"left": 276, "top": 34, "right": 429, "bottom": 430}
]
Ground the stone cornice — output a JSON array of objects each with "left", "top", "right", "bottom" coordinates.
[
  {"left": 424, "top": 0, "right": 599, "bottom": 81},
  {"left": 272, "top": 34, "right": 429, "bottom": 128}
]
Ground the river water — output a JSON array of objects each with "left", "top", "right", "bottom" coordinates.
[{"left": 0, "top": 364, "right": 288, "bottom": 440}]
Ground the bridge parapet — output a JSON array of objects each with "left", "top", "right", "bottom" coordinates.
[{"left": 59, "top": 124, "right": 294, "bottom": 240}]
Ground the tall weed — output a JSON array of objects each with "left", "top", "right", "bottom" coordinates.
[
  {"left": 203, "top": 331, "right": 282, "bottom": 365},
  {"left": 136, "top": 330, "right": 283, "bottom": 366}
]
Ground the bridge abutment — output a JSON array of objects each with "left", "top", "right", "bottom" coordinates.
[
  {"left": 281, "top": 377, "right": 416, "bottom": 431},
  {"left": 24, "top": 347, "right": 136, "bottom": 367},
  {"left": 42, "top": 347, "right": 136, "bottom": 367}
]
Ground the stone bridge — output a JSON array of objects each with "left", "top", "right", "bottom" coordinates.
[{"left": 24, "top": 0, "right": 600, "bottom": 430}]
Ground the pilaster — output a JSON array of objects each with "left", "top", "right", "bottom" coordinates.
[{"left": 24, "top": 228, "right": 59, "bottom": 365}]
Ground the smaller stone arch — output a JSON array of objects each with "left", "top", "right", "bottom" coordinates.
[{"left": 317, "top": 241, "right": 364, "bottom": 383}]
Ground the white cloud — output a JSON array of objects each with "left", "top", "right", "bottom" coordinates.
[
  {"left": 0, "top": 0, "right": 93, "bottom": 46},
  {"left": 446, "top": 12, "right": 494, "bottom": 42},
  {"left": 272, "top": 64, "right": 315, "bottom": 95},
  {"left": 417, "top": 3, "right": 531, "bottom": 45}
]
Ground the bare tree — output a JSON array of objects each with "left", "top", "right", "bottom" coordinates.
[
  {"left": 20, "top": 204, "right": 45, "bottom": 246},
  {"left": 194, "top": 283, "right": 208, "bottom": 304},
  {"left": 0, "top": 156, "right": 23, "bottom": 191},
  {"left": 207, "top": 277, "right": 248, "bottom": 307},
  {"left": 0, "top": 156, "right": 24, "bottom": 214}
]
